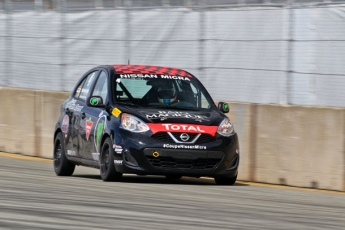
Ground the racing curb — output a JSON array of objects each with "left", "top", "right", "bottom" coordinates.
[{"left": 0, "top": 151, "right": 344, "bottom": 195}]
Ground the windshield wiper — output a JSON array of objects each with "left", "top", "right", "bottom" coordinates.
[{"left": 115, "top": 102, "right": 141, "bottom": 107}]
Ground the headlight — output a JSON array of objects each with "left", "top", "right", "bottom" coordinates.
[
  {"left": 120, "top": 113, "right": 150, "bottom": 133},
  {"left": 217, "top": 118, "right": 235, "bottom": 137}
]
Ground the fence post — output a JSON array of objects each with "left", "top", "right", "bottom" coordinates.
[
  {"left": 60, "top": 0, "right": 66, "bottom": 91},
  {"left": 125, "top": 0, "right": 131, "bottom": 64},
  {"left": 286, "top": 0, "right": 295, "bottom": 104},
  {"left": 4, "top": 0, "right": 12, "bottom": 87},
  {"left": 34, "top": 0, "right": 43, "bottom": 12},
  {"left": 198, "top": 0, "right": 205, "bottom": 80}
]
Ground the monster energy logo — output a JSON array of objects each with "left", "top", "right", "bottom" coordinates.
[
  {"left": 223, "top": 104, "right": 229, "bottom": 111},
  {"left": 91, "top": 98, "right": 98, "bottom": 105},
  {"left": 95, "top": 121, "right": 104, "bottom": 149}
]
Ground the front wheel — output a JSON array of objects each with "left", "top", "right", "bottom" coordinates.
[
  {"left": 100, "top": 137, "right": 122, "bottom": 182},
  {"left": 53, "top": 132, "right": 75, "bottom": 176},
  {"left": 214, "top": 175, "right": 237, "bottom": 185}
]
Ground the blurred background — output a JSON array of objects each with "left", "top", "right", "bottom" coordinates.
[
  {"left": 1, "top": 0, "right": 345, "bottom": 106},
  {"left": 0, "top": 0, "right": 345, "bottom": 191}
]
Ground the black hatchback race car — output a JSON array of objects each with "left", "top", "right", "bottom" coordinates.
[{"left": 53, "top": 64, "right": 239, "bottom": 185}]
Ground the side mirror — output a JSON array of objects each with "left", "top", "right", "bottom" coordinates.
[
  {"left": 218, "top": 102, "right": 229, "bottom": 113},
  {"left": 87, "top": 96, "right": 104, "bottom": 107}
]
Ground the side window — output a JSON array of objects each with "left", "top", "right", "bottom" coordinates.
[
  {"left": 92, "top": 71, "right": 108, "bottom": 102},
  {"left": 190, "top": 83, "right": 209, "bottom": 109},
  {"left": 74, "top": 71, "right": 98, "bottom": 101}
]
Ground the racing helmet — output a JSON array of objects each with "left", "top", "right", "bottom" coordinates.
[{"left": 157, "top": 81, "right": 177, "bottom": 104}]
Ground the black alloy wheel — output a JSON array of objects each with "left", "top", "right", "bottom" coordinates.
[
  {"left": 53, "top": 132, "right": 75, "bottom": 176},
  {"left": 100, "top": 137, "right": 122, "bottom": 182}
]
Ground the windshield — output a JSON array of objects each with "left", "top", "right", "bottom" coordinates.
[{"left": 113, "top": 74, "right": 215, "bottom": 110}]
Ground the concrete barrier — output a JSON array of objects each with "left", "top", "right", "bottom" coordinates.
[
  {"left": 254, "top": 104, "right": 345, "bottom": 191},
  {"left": 1, "top": 87, "right": 344, "bottom": 191},
  {"left": 0, "top": 87, "right": 69, "bottom": 158}
]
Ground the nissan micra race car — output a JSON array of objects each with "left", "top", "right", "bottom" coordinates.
[{"left": 53, "top": 64, "right": 239, "bottom": 185}]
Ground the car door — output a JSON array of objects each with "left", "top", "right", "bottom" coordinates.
[
  {"left": 80, "top": 70, "right": 109, "bottom": 161},
  {"left": 65, "top": 71, "right": 99, "bottom": 158}
]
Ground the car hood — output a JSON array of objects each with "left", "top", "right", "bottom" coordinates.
[{"left": 118, "top": 107, "right": 226, "bottom": 126}]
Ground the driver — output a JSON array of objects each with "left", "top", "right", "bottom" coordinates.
[{"left": 157, "top": 81, "right": 177, "bottom": 104}]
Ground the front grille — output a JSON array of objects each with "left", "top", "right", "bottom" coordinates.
[
  {"left": 151, "top": 132, "right": 216, "bottom": 144},
  {"left": 170, "top": 133, "right": 199, "bottom": 142},
  {"left": 151, "top": 132, "right": 172, "bottom": 142},
  {"left": 196, "top": 134, "right": 216, "bottom": 143},
  {"left": 147, "top": 156, "right": 221, "bottom": 169}
]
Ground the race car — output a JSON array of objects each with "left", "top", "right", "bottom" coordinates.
[{"left": 53, "top": 64, "right": 239, "bottom": 185}]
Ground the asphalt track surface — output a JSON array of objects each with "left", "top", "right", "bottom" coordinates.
[{"left": 0, "top": 154, "right": 344, "bottom": 230}]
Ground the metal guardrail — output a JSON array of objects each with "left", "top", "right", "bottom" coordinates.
[{"left": 1, "top": 0, "right": 345, "bottom": 12}]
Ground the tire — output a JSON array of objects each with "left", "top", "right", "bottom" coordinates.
[
  {"left": 53, "top": 132, "right": 75, "bottom": 176},
  {"left": 214, "top": 175, "right": 237, "bottom": 185},
  {"left": 165, "top": 175, "right": 182, "bottom": 180},
  {"left": 100, "top": 137, "right": 122, "bottom": 182}
]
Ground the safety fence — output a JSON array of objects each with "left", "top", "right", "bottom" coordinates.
[{"left": 1, "top": 0, "right": 345, "bottom": 107}]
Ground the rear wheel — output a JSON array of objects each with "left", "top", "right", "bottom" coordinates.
[
  {"left": 100, "top": 137, "right": 122, "bottom": 182},
  {"left": 53, "top": 132, "right": 75, "bottom": 176},
  {"left": 214, "top": 175, "right": 237, "bottom": 185}
]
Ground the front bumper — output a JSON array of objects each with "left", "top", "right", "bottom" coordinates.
[{"left": 113, "top": 130, "right": 240, "bottom": 178}]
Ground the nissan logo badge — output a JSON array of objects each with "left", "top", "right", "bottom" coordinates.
[{"left": 180, "top": 133, "right": 190, "bottom": 142}]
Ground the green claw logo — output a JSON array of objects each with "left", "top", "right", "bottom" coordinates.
[
  {"left": 223, "top": 104, "right": 229, "bottom": 111},
  {"left": 95, "top": 121, "right": 104, "bottom": 148},
  {"left": 91, "top": 98, "right": 98, "bottom": 105}
]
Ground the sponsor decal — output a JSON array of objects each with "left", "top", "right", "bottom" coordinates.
[
  {"left": 90, "top": 97, "right": 99, "bottom": 105},
  {"left": 67, "top": 150, "right": 76, "bottom": 156},
  {"left": 92, "top": 153, "right": 100, "bottom": 161},
  {"left": 113, "top": 144, "right": 123, "bottom": 154},
  {"left": 145, "top": 111, "right": 209, "bottom": 121},
  {"left": 163, "top": 144, "right": 206, "bottom": 150},
  {"left": 95, "top": 121, "right": 104, "bottom": 149},
  {"left": 61, "top": 115, "right": 69, "bottom": 133},
  {"left": 76, "top": 86, "right": 82, "bottom": 97},
  {"left": 120, "top": 74, "right": 190, "bottom": 81},
  {"left": 65, "top": 99, "right": 83, "bottom": 112},
  {"left": 160, "top": 75, "right": 190, "bottom": 81},
  {"left": 114, "top": 160, "right": 123, "bottom": 165},
  {"left": 79, "top": 89, "right": 89, "bottom": 100},
  {"left": 93, "top": 113, "right": 108, "bottom": 152},
  {"left": 112, "top": 108, "right": 122, "bottom": 118},
  {"left": 85, "top": 117, "right": 93, "bottom": 141},
  {"left": 147, "top": 123, "right": 218, "bottom": 136},
  {"left": 223, "top": 103, "right": 229, "bottom": 111}
]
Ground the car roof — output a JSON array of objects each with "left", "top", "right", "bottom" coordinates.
[{"left": 112, "top": 64, "right": 193, "bottom": 78}]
